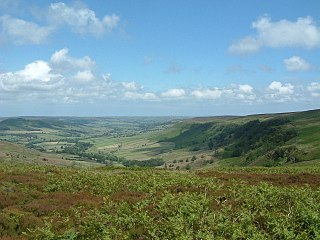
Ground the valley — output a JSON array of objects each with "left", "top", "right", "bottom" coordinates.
[
  {"left": 1, "top": 109, "right": 319, "bottom": 169},
  {"left": 0, "top": 109, "right": 320, "bottom": 239}
]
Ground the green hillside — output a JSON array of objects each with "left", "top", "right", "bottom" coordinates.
[
  {"left": 161, "top": 109, "right": 320, "bottom": 167},
  {"left": 0, "top": 118, "right": 72, "bottom": 131},
  {"left": 0, "top": 141, "right": 102, "bottom": 167},
  {"left": 0, "top": 110, "right": 319, "bottom": 169}
]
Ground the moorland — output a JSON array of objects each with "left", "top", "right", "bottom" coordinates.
[{"left": 0, "top": 109, "right": 320, "bottom": 239}]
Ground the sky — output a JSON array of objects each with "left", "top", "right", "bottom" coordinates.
[{"left": 0, "top": 0, "right": 319, "bottom": 116}]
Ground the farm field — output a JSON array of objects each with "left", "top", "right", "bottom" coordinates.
[{"left": 1, "top": 163, "right": 320, "bottom": 239}]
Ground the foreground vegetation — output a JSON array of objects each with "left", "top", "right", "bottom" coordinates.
[{"left": 1, "top": 163, "right": 320, "bottom": 239}]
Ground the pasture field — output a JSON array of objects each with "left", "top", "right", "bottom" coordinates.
[{"left": 1, "top": 163, "right": 320, "bottom": 239}]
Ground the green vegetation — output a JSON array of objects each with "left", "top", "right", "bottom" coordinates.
[
  {"left": 122, "top": 158, "right": 165, "bottom": 167},
  {"left": 0, "top": 109, "right": 320, "bottom": 238},
  {"left": 1, "top": 109, "right": 319, "bottom": 169},
  {"left": 164, "top": 109, "right": 320, "bottom": 167},
  {"left": 1, "top": 163, "right": 320, "bottom": 239}
]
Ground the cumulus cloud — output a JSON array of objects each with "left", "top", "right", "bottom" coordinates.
[
  {"left": 229, "top": 16, "right": 320, "bottom": 54},
  {"left": 191, "top": 88, "right": 222, "bottom": 99},
  {"left": 17, "top": 60, "right": 57, "bottom": 82},
  {"left": 121, "top": 81, "right": 143, "bottom": 91},
  {"left": 0, "top": 48, "right": 154, "bottom": 103},
  {"left": 238, "top": 84, "right": 253, "bottom": 94},
  {"left": 191, "top": 84, "right": 255, "bottom": 102},
  {"left": 0, "top": 48, "right": 316, "bottom": 105},
  {"left": 48, "top": 2, "right": 120, "bottom": 36},
  {"left": 229, "top": 37, "right": 261, "bottom": 55},
  {"left": 307, "top": 82, "right": 320, "bottom": 97},
  {"left": 266, "top": 81, "right": 295, "bottom": 102},
  {"left": 0, "top": 2, "right": 120, "bottom": 45},
  {"left": 0, "top": 60, "right": 63, "bottom": 93},
  {"left": 225, "top": 84, "right": 256, "bottom": 101},
  {"left": 73, "top": 70, "right": 94, "bottom": 83},
  {"left": 51, "top": 48, "right": 95, "bottom": 72},
  {"left": 0, "top": 15, "right": 53, "bottom": 44},
  {"left": 161, "top": 88, "right": 186, "bottom": 98},
  {"left": 283, "top": 56, "right": 311, "bottom": 72},
  {"left": 124, "top": 92, "right": 158, "bottom": 100},
  {"left": 0, "top": 49, "right": 99, "bottom": 101}
]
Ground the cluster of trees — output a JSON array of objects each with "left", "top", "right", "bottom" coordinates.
[
  {"left": 60, "top": 142, "right": 93, "bottom": 155},
  {"left": 267, "top": 146, "right": 305, "bottom": 164},
  {"left": 59, "top": 141, "right": 123, "bottom": 164},
  {"left": 122, "top": 158, "right": 164, "bottom": 167},
  {"left": 208, "top": 118, "right": 298, "bottom": 160}
]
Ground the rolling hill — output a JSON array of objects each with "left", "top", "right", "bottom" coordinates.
[{"left": 158, "top": 109, "right": 320, "bottom": 167}]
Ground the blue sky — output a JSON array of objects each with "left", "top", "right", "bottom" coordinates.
[{"left": 0, "top": 0, "right": 319, "bottom": 116}]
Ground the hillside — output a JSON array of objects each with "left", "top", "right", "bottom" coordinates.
[
  {"left": 160, "top": 109, "right": 320, "bottom": 167},
  {"left": 0, "top": 141, "right": 102, "bottom": 167},
  {"left": 0, "top": 110, "right": 319, "bottom": 169}
]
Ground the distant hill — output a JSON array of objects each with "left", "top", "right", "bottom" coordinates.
[
  {"left": 161, "top": 109, "right": 320, "bottom": 167},
  {"left": 0, "top": 117, "right": 74, "bottom": 131}
]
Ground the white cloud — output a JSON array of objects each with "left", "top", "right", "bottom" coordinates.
[
  {"left": 229, "top": 16, "right": 320, "bottom": 54},
  {"left": 229, "top": 37, "right": 261, "bottom": 54},
  {"left": 121, "top": 81, "right": 142, "bottom": 91},
  {"left": 48, "top": 2, "right": 120, "bottom": 36},
  {"left": 266, "top": 81, "right": 295, "bottom": 102},
  {"left": 191, "top": 84, "right": 256, "bottom": 102},
  {"left": 307, "top": 82, "right": 320, "bottom": 97},
  {"left": 73, "top": 70, "right": 94, "bottom": 82},
  {"left": 103, "top": 14, "right": 120, "bottom": 31},
  {"left": 0, "top": 48, "right": 155, "bottom": 103},
  {"left": 161, "top": 88, "right": 186, "bottom": 98},
  {"left": 124, "top": 92, "right": 158, "bottom": 100},
  {"left": 0, "top": 15, "right": 52, "bottom": 44},
  {"left": 238, "top": 84, "right": 253, "bottom": 94},
  {"left": 191, "top": 88, "right": 222, "bottom": 99},
  {"left": 268, "top": 81, "right": 294, "bottom": 94},
  {"left": 0, "top": 2, "right": 120, "bottom": 45},
  {"left": 51, "top": 48, "right": 95, "bottom": 72},
  {"left": 225, "top": 84, "right": 256, "bottom": 101},
  {"left": 16, "top": 60, "right": 56, "bottom": 82},
  {"left": 283, "top": 56, "right": 311, "bottom": 72},
  {"left": 1, "top": 48, "right": 316, "bottom": 106},
  {"left": 0, "top": 60, "right": 63, "bottom": 93}
]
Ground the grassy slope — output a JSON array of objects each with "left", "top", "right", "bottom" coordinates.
[
  {"left": 0, "top": 141, "right": 102, "bottom": 167},
  {"left": 158, "top": 109, "right": 320, "bottom": 167}
]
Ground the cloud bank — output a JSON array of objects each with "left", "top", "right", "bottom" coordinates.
[
  {"left": 0, "top": 48, "right": 318, "bottom": 104},
  {"left": 229, "top": 16, "right": 320, "bottom": 54},
  {"left": 0, "top": 2, "right": 120, "bottom": 45}
]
